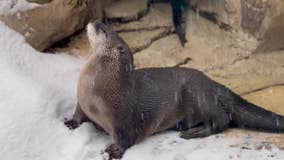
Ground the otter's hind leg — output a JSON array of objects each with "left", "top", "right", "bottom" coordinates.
[
  {"left": 65, "top": 103, "right": 88, "bottom": 129},
  {"left": 179, "top": 85, "right": 230, "bottom": 139}
]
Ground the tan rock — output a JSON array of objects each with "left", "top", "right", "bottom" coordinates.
[
  {"left": 132, "top": 10, "right": 256, "bottom": 70},
  {"left": 210, "top": 76, "right": 284, "bottom": 95},
  {"left": 181, "top": 10, "right": 257, "bottom": 71},
  {"left": 241, "top": 0, "right": 268, "bottom": 35},
  {"left": 104, "top": 0, "right": 149, "bottom": 22},
  {"left": 0, "top": 0, "right": 91, "bottom": 51},
  {"left": 243, "top": 86, "right": 284, "bottom": 115},
  {"left": 191, "top": 0, "right": 284, "bottom": 52},
  {"left": 191, "top": 0, "right": 242, "bottom": 29},
  {"left": 110, "top": 3, "right": 173, "bottom": 32},
  {"left": 134, "top": 34, "right": 184, "bottom": 68},
  {"left": 0, "top": 0, "right": 114, "bottom": 51},
  {"left": 119, "top": 28, "right": 172, "bottom": 53},
  {"left": 207, "top": 51, "right": 284, "bottom": 94}
]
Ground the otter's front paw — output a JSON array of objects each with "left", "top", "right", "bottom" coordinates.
[
  {"left": 105, "top": 144, "right": 125, "bottom": 160},
  {"left": 64, "top": 118, "right": 79, "bottom": 130}
]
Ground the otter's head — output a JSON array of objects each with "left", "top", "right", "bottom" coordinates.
[{"left": 87, "top": 21, "right": 134, "bottom": 74}]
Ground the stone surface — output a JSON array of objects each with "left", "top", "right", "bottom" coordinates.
[
  {"left": 241, "top": 0, "right": 268, "bottom": 35},
  {"left": 133, "top": 10, "right": 257, "bottom": 69},
  {"left": 110, "top": 3, "right": 173, "bottom": 32},
  {"left": 207, "top": 51, "right": 284, "bottom": 94},
  {"left": 0, "top": 0, "right": 114, "bottom": 51},
  {"left": 191, "top": 0, "right": 242, "bottom": 28},
  {"left": 104, "top": 0, "right": 148, "bottom": 22},
  {"left": 244, "top": 86, "right": 284, "bottom": 115},
  {"left": 256, "top": 0, "right": 284, "bottom": 52},
  {"left": 119, "top": 28, "right": 172, "bottom": 53},
  {"left": 191, "top": 0, "right": 284, "bottom": 53},
  {"left": 134, "top": 34, "right": 184, "bottom": 68},
  {"left": 0, "top": 0, "right": 91, "bottom": 51},
  {"left": 26, "top": 0, "right": 52, "bottom": 4},
  {"left": 183, "top": 10, "right": 257, "bottom": 71}
]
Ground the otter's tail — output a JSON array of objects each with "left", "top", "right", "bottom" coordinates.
[{"left": 229, "top": 94, "right": 284, "bottom": 132}]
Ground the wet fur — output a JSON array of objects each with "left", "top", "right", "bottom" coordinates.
[{"left": 65, "top": 22, "right": 284, "bottom": 159}]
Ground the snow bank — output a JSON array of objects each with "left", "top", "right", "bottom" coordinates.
[
  {"left": 0, "top": 7, "right": 283, "bottom": 160},
  {"left": 0, "top": 21, "right": 101, "bottom": 160},
  {"left": 0, "top": 0, "right": 39, "bottom": 15}
]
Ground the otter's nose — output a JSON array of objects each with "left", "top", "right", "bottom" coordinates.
[
  {"left": 87, "top": 21, "right": 109, "bottom": 36},
  {"left": 91, "top": 21, "right": 101, "bottom": 34},
  {"left": 87, "top": 20, "right": 101, "bottom": 34}
]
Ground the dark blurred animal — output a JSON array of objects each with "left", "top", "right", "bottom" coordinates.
[
  {"left": 151, "top": 0, "right": 188, "bottom": 46},
  {"left": 169, "top": 0, "right": 188, "bottom": 46}
]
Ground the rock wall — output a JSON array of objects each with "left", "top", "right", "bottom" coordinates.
[
  {"left": 191, "top": 0, "right": 242, "bottom": 29},
  {"left": 256, "top": 0, "right": 284, "bottom": 53},
  {"left": 191, "top": 0, "right": 284, "bottom": 53},
  {"left": 241, "top": 0, "right": 268, "bottom": 35}
]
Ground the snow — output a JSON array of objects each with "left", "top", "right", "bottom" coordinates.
[
  {"left": 0, "top": 0, "right": 39, "bottom": 15},
  {"left": 0, "top": 1, "right": 284, "bottom": 160}
]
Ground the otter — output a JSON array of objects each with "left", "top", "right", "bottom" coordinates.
[{"left": 65, "top": 21, "right": 284, "bottom": 159}]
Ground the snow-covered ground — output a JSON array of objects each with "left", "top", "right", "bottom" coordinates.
[{"left": 0, "top": 1, "right": 284, "bottom": 160}]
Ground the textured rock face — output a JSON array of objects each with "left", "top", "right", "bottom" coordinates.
[
  {"left": 191, "top": 0, "right": 242, "bottom": 28},
  {"left": 241, "top": 0, "right": 268, "bottom": 35},
  {"left": 191, "top": 0, "right": 284, "bottom": 53},
  {"left": 256, "top": 0, "right": 284, "bottom": 52}
]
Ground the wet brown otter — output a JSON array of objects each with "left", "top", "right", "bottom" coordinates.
[{"left": 65, "top": 21, "right": 284, "bottom": 159}]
